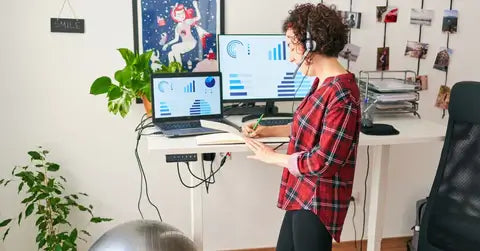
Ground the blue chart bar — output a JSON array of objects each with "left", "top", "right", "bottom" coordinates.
[
  {"left": 231, "top": 92, "right": 247, "bottom": 96},
  {"left": 189, "top": 100, "right": 211, "bottom": 115},
  {"left": 184, "top": 81, "right": 195, "bottom": 93},
  {"left": 159, "top": 102, "right": 171, "bottom": 116},
  {"left": 229, "top": 74, "right": 248, "bottom": 97},
  {"left": 277, "top": 44, "right": 281, "bottom": 60},
  {"left": 269, "top": 42, "right": 287, "bottom": 60},
  {"left": 277, "top": 72, "right": 313, "bottom": 97}
]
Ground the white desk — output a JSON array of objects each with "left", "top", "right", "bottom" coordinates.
[{"left": 146, "top": 116, "right": 446, "bottom": 251}]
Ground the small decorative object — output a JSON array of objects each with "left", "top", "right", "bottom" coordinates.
[
  {"left": 337, "top": 11, "right": 362, "bottom": 29},
  {"left": 442, "top": 10, "right": 458, "bottom": 33},
  {"left": 435, "top": 85, "right": 451, "bottom": 109},
  {"left": 408, "top": 75, "right": 429, "bottom": 91},
  {"left": 339, "top": 43, "right": 361, "bottom": 62},
  {"left": 377, "top": 6, "right": 398, "bottom": 23},
  {"left": 434, "top": 47, "right": 453, "bottom": 72},
  {"left": 0, "top": 147, "right": 112, "bottom": 250},
  {"left": 89, "top": 48, "right": 184, "bottom": 117},
  {"left": 410, "top": 8, "right": 434, "bottom": 26},
  {"left": 376, "top": 47, "right": 390, "bottom": 71},
  {"left": 405, "top": 41, "right": 429, "bottom": 59}
]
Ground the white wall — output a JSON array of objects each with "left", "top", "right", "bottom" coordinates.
[{"left": 0, "top": 0, "right": 478, "bottom": 250}]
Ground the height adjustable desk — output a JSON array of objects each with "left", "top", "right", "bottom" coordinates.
[{"left": 146, "top": 115, "right": 446, "bottom": 251}]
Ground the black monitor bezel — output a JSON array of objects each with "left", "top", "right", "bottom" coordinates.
[
  {"left": 150, "top": 71, "right": 223, "bottom": 123},
  {"left": 218, "top": 34, "right": 311, "bottom": 103}
]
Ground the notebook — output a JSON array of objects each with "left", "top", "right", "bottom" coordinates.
[
  {"left": 151, "top": 72, "right": 225, "bottom": 137},
  {"left": 196, "top": 120, "right": 289, "bottom": 145}
]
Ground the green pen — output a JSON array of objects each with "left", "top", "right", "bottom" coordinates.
[{"left": 252, "top": 114, "right": 264, "bottom": 131}]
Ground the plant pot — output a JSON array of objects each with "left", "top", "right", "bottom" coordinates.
[{"left": 140, "top": 95, "right": 152, "bottom": 116}]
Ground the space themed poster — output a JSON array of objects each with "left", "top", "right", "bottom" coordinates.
[{"left": 140, "top": 0, "right": 223, "bottom": 72}]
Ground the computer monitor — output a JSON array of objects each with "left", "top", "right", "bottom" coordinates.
[
  {"left": 218, "top": 34, "right": 315, "bottom": 102},
  {"left": 150, "top": 72, "right": 223, "bottom": 122}
]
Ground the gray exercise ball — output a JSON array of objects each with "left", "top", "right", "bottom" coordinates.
[{"left": 89, "top": 220, "right": 197, "bottom": 251}]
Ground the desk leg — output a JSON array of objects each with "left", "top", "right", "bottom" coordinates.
[
  {"left": 367, "top": 145, "right": 390, "bottom": 251},
  {"left": 190, "top": 159, "right": 204, "bottom": 251}
]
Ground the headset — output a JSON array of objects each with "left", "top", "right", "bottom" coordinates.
[{"left": 291, "top": 13, "right": 316, "bottom": 113}]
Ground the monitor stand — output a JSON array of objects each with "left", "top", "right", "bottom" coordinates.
[{"left": 240, "top": 102, "right": 292, "bottom": 122}]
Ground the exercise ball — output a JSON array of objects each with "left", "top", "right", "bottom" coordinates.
[{"left": 89, "top": 220, "right": 197, "bottom": 251}]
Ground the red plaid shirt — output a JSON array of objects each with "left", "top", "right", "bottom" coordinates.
[{"left": 277, "top": 73, "right": 361, "bottom": 242}]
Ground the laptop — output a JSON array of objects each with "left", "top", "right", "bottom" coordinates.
[{"left": 151, "top": 72, "right": 229, "bottom": 138}]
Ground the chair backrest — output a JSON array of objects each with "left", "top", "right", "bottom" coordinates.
[{"left": 419, "top": 81, "right": 480, "bottom": 251}]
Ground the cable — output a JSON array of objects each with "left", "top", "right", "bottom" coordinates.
[
  {"left": 176, "top": 155, "right": 229, "bottom": 189},
  {"left": 360, "top": 146, "right": 370, "bottom": 251},
  {"left": 352, "top": 197, "right": 358, "bottom": 250},
  {"left": 273, "top": 142, "right": 286, "bottom": 151},
  {"left": 135, "top": 114, "right": 163, "bottom": 221},
  {"left": 291, "top": 65, "right": 311, "bottom": 114}
]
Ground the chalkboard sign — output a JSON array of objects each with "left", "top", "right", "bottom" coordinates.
[{"left": 50, "top": 18, "right": 85, "bottom": 33}]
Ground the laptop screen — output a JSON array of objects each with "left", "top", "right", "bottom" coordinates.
[{"left": 151, "top": 72, "right": 223, "bottom": 122}]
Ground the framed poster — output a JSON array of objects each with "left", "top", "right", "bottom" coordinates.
[{"left": 133, "top": 0, "right": 224, "bottom": 72}]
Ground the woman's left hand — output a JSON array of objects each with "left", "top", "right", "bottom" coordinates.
[{"left": 244, "top": 137, "right": 277, "bottom": 164}]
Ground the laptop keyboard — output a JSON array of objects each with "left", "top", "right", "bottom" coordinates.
[
  {"left": 260, "top": 119, "right": 292, "bottom": 126},
  {"left": 161, "top": 121, "right": 201, "bottom": 130}
]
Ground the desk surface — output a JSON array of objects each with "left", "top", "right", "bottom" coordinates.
[{"left": 146, "top": 115, "right": 446, "bottom": 154}]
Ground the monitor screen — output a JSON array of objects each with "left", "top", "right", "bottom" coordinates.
[
  {"left": 151, "top": 72, "right": 222, "bottom": 121},
  {"left": 219, "top": 34, "right": 315, "bottom": 102}
]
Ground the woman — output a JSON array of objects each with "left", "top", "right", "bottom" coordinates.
[{"left": 243, "top": 3, "right": 361, "bottom": 251}]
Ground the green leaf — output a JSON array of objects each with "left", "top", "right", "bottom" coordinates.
[
  {"left": 90, "top": 217, "right": 113, "bottom": 223},
  {"left": 22, "top": 194, "right": 36, "bottom": 204},
  {"left": 28, "top": 151, "right": 43, "bottom": 160},
  {"left": 36, "top": 231, "right": 45, "bottom": 243},
  {"left": 0, "top": 219, "right": 12, "bottom": 227},
  {"left": 4, "top": 180, "right": 11, "bottom": 187},
  {"left": 25, "top": 204, "right": 35, "bottom": 217},
  {"left": 114, "top": 68, "right": 132, "bottom": 85},
  {"left": 2, "top": 228, "right": 10, "bottom": 241},
  {"left": 0, "top": 179, "right": 4, "bottom": 185},
  {"left": 60, "top": 176, "right": 67, "bottom": 182},
  {"left": 70, "top": 229, "right": 78, "bottom": 242},
  {"left": 79, "top": 193, "right": 88, "bottom": 196},
  {"left": 11, "top": 166, "right": 17, "bottom": 175},
  {"left": 37, "top": 237, "right": 46, "bottom": 249},
  {"left": 35, "top": 193, "right": 49, "bottom": 202},
  {"left": 90, "top": 76, "right": 113, "bottom": 95},
  {"left": 80, "top": 230, "right": 91, "bottom": 237},
  {"left": 35, "top": 216, "right": 44, "bottom": 226},
  {"left": 55, "top": 244, "right": 62, "bottom": 251},
  {"left": 47, "top": 163, "right": 60, "bottom": 172},
  {"left": 108, "top": 86, "right": 123, "bottom": 101},
  {"left": 118, "top": 48, "right": 135, "bottom": 65},
  {"left": 17, "top": 212, "right": 22, "bottom": 225},
  {"left": 71, "top": 194, "right": 79, "bottom": 200},
  {"left": 17, "top": 182, "right": 24, "bottom": 193}
]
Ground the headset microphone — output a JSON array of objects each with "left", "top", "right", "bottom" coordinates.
[{"left": 292, "top": 49, "right": 310, "bottom": 79}]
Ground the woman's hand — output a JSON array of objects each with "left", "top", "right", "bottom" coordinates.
[
  {"left": 244, "top": 137, "right": 278, "bottom": 164},
  {"left": 242, "top": 122, "right": 268, "bottom": 138}
]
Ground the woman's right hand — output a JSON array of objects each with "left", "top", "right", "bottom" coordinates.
[{"left": 242, "top": 122, "right": 268, "bottom": 138}]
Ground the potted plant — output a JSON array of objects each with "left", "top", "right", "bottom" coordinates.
[
  {"left": 89, "top": 48, "right": 183, "bottom": 117},
  {"left": 0, "top": 147, "right": 112, "bottom": 250}
]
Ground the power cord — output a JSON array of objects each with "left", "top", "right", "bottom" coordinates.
[
  {"left": 351, "top": 196, "right": 358, "bottom": 250},
  {"left": 360, "top": 146, "right": 370, "bottom": 251},
  {"left": 176, "top": 154, "right": 229, "bottom": 189},
  {"left": 135, "top": 113, "right": 163, "bottom": 221}
]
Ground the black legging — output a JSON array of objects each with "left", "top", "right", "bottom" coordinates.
[{"left": 276, "top": 210, "right": 332, "bottom": 251}]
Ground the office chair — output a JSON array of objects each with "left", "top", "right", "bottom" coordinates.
[{"left": 418, "top": 81, "right": 480, "bottom": 251}]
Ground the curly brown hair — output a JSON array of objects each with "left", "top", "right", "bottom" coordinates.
[{"left": 282, "top": 3, "right": 348, "bottom": 57}]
